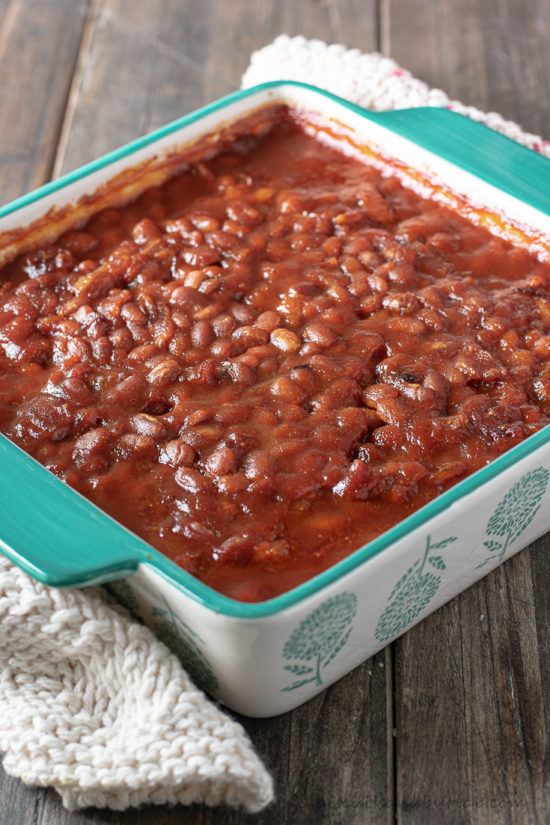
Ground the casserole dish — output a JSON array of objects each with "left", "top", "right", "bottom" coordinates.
[{"left": 2, "top": 81, "right": 550, "bottom": 716}]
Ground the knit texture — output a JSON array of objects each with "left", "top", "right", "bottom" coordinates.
[
  {"left": 0, "top": 557, "right": 273, "bottom": 811},
  {"left": 1, "top": 34, "right": 548, "bottom": 814}
]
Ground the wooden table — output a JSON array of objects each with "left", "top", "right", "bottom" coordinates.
[{"left": 1, "top": 1, "right": 550, "bottom": 823}]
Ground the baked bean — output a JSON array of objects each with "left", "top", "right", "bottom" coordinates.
[
  {"left": 253, "top": 540, "right": 290, "bottom": 563},
  {"left": 186, "top": 408, "right": 215, "bottom": 426},
  {"left": 226, "top": 200, "right": 263, "bottom": 227},
  {"left": 255, "top": 310, "right": 280, "bottom": 332},
  {"left": 215, "top": 472, "right": 249, "bottom": 496},
  {"left": 183, "top": 245, "right": 220, "bottom": 267},
  {"left": 270, "top": 328, "right": 301, "bottom": 352},
  {"left": 533, "top": 335, "right": 550, "bottom": 358},
  {"left": 169, "top": 312, "right": 189, "bottom": 332},
  {"left": 303, "top": 322, "right": 337, "bottom": 348},
  {"left": 130, "top": 413, "right": 166, "bottom": 438},
  {"left": 121, "top": 302, "right": 147, "bottom": 325},
  {"left": 277, "top": 192, "right": 307, "bottom": 214},
  {"left": 323, "top": 236, "right": 342, "bottom": 257},
  {"left": 232, "top": 325, "right": 269, "bottom": 348},
  {"left": 455, "top": 346, "right": 507, "bottom": 381},
  {"left": 132, "top": 218, "right": 161, "bottom": 245},
  {"left": 179, "top": 424, "right": 221, "bottom": 449},
  {"left": 190, "top": 320, "right": 214, "bottom": 348},
  {"left": 174, "top": 466, "right": 211, "bottom": 494},
  {"left": 73, "top": 427, "right": 109, "bottom": 459},
  {"left": 213, "top": 534, "right": 256, "bottom": 564},
  {"left": 508, "top": 349, "right": 537, "bottom": 369},
  {"left": 252, "top": 408, "right": 278, "bottom": 427},
  {"left": 383, "top": 292, "right": 422, "bottom": 315},
  {"left": 386, "top": 316, "right": 426, "bottom": 336},
  {"left": 117, "top": 433, "right": 156, "bottom": 457},
  {"left": 91, "top": 336, "right": 112, "bottom": 362},
  {"left": 289, "top": 364, "right": 317, "bottom": 394},
  {"left": 205, "top": 443, "right": 238, "bottom": 476},
  {"left": 230, "top": 303, "right": 256, "bottom": 324},
  {"left": 227, "top": 361, "right": 255, "bottom": 385},
  {"left": 333, "top": 459, "right": 391, "bottom": 500},
  {"left": 277, "top": 403, "right": 308, "bottom": 422},
  {"left": 309, "top": 354, "right": 342, "bottom": 381},
  {"left": 210, "top": 338, "right": 234, "bottom": 359},
  {"left": 359, "top": 250, "right": 384, "bottom": 270},
  {"left": 212, "top": 313, "right": 237, "bottom": 337},
  {"left": 251, "top": 187, "right": 275, "bottom": 202},
  {"left": 169, "top": 285, "right": 207, "bottom": 306},
  {"left": 270, "top": 376, "right": 305, "bottom": 403},
  {"left": 215, "top": 404, "right": 250, "bottom": 425},
  {"left": 184, "top": 270, "right": 207, "bottom": 290},
  {"left": 146, "top": 358, "right": 181, "bottom": 386},
  {"left": 271, "top": 439, "right": 306, "bottom": 460},
  {"left": 236, "top": 344, "right": 276, "bottom": 368},
  {"left": 359, "top": 293, "right": 384, "bottom": 315},
  {"left": 222, "top": 219, "right": 248, "bottom": 237},
  {"left": 191, "top": 214, "right": 220, "bottom": 232},
  {"left": 159, "top": 439, "right": 195, "bottom": 466},
  {"left": 14, "top": 395, "right": 73, "bottom": 443}
]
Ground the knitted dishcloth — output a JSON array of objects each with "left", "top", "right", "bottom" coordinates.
[
  {"left": 1, "top": 34, "right": 548, "bottom": 814},
  {"left": 0, "top": 558, "right": 273, "bottom": 811}
]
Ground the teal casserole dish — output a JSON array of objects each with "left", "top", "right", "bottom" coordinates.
[{"left": 1, "top": 82, "right": 550, "bottom": 716}]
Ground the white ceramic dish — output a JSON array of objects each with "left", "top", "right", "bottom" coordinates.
[{"left": 2, "top": 82, "right": 550, "bottom": 717}]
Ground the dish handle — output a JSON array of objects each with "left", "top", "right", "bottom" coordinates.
[
  {"left": 0, "top": 435, "right": 143, "bottom": 586},
  {"left": 364, "top": 104, "right": 550, "bottom": 215}
]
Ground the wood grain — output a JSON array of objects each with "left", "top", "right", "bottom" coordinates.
[
  {"left": 382, "top": 0, "right": 550, "bottom": 135},
  {"left": 394, "top": 549, "right": 550, "bottom": 825},
  {"left": 0, "top": 0, "right": 90, "bottom": 203}
]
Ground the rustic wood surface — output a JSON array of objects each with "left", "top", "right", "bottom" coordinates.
[{"left": 1, "top": 0, "right": 550, "bottom": 823}]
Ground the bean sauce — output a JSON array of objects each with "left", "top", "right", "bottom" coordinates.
[{"left": 1, "top": 109, "right": 550, "bottom": 601}]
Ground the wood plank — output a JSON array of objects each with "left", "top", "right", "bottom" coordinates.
[
  {"left": 195, "top": 0, "right": 379, "bottom": 106},
  {"left": 0, "top": 766, "right": 48, "bottom": 825},
  {"left": 394, "top": 551, "right": 550, "bottom": 825},
  {"left": 0, "top": 0, "right": 90, "bottom": 203},
  {"left": 385, "top": 2, "right": 550, "bottom": 823}
]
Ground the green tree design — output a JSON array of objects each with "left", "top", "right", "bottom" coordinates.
[
  {"left": 375, "top": 535, "right": 456, "bottom": 643},
  {"left": 152, "top": 596, "right": 219, "bottom": 695},
  {"left": 477, "top": 467, "right": 550, "bottom": 569},
  {"left": 282, "top": 592, "right": 357, "bottom": 692}
]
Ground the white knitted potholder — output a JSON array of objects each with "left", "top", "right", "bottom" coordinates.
[
  {"left": 1, "top": 34, "right": 548, "bottom": 814},
  {"left": 0, "top": 558, "right": 273, "bottom": 812}
]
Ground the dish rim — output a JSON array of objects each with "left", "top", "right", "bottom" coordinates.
[{"left": 1, "top": 79, "right": 550, "bottom": 619}]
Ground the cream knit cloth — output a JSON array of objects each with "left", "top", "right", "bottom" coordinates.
[
  {"left": 0, "top": 558, "right": 273, "bottom": 811},
  {"left": 1, "top": 34, "right": 548, "bottom": 813}
]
